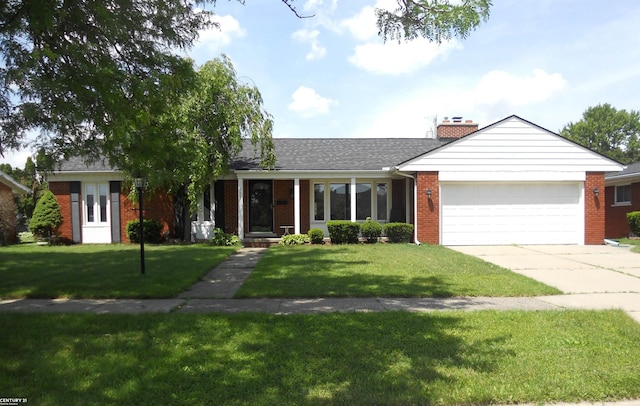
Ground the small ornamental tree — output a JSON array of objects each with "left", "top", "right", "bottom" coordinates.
[{"left": 29, "top": 190, "right": 62, "bottom": 241}]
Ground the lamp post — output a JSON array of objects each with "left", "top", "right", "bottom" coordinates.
[{"left": 134, "top": 176, "right": 147, "bottom": 275}]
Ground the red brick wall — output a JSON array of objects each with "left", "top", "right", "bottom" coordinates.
[
  {"left": 120, "top": 186, "right": 175, "bottom": 242},
  {"left": 50, "top": 181, "right": 174, "bottom": 243},
  {"left": 416, "top": 172, "right": 439, "bottom": 244},
  {"left": 605, "top": 181, "right": 640, "bottom": 238},
  {"left": 0, "top": 183, "right": 19, "bottom": 243},
  {"left": 224, "top": 180, "right": 238, "bottom": 235},
  {"left": 584, "top": 172, "right": 605, "bottom": 245},
  {"left": 300, "top": 180, "right": 310, "bottom": 233},
  {"left": 49, "top": 181, "right": 73, "bottom": 241},
  {"left": 274, "top": 180, "right": 294, "bottom": 236}
]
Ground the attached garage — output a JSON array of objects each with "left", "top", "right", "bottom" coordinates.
[
  {"left": 440, "top": 182, "right": 583, "bottom": 245},
  {"left": 398, "top": 116, "right": 624, "bottom": 246}
]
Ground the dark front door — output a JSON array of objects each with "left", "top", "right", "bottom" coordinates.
[{"left": 249, "top": 180, "right": 273, "bottom": 233}]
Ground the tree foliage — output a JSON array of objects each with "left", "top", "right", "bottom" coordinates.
[
  {"left": 1, "top": 0, "right": 492, "bottom": 177},
  {"left": 376, "top": 0, "right": 492, "bottom": 43},
  {"left": 560, "top": 104, "right": 640, "bottom": 164}
]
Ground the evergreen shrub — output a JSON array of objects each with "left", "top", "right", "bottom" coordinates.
[
  {"left": 326, "top": 220, "right": 360, "bottom": 244},
  {"left": 383, "top": 222, "right": 414, "bottom": 243}
]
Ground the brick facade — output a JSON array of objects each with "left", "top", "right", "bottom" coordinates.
[
  {"left": 49, "top": 181, "right": 73, "bottom": 241},
  {"left": 584, "top": 172, "right": 605, "bottom": 245},
  {"left": 0, "top": 182, "right": 19, "bottom": 243},
  {"left": 50, "top": 181, "right": 174, "bottom": 243},
  {"left": 605, "top": 181, "right": 640, "bottom": 238},
  {"left": 415, "top": 172, "right": 439, "bottom": 244}
]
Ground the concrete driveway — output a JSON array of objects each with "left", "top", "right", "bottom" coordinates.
[{"left": 450, "top": 244, "right": 640, "bottom": 323}]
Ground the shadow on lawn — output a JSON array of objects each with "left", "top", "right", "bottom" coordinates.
[
  {"left": 0, "top": 245, "right": 233, "bottom": 299},
  {"left": 237, "top": 246, "right": 457, "bottom": 298},
  {"left": 0, "top": 313, "right": 513, "bottom": 405}
]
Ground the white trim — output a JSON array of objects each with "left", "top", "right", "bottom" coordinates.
[
  {"left": 438, "top": 171, "right": 586, "bottom": 182},
  {"left": 237, "top": 178, "right": 244, "bottom": 241},
  {"left": 350, "top": 178, "right": 356, "bottom": 222},
  {"left": 294, "top": 178, "right": 301, "bottom": 234},
  {"left": 234, "top": 169, "right": 394, "bottom": 180}
]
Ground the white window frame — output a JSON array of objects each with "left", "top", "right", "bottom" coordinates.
[
  {"left": 614, "top": 184, "right": 632, "bottom": 206},
  {"left": 311, "top": 180, "right": 390, "bottom": 223},
  {"left": 84, "top": 183, "right": 110, "bottom": 225}
]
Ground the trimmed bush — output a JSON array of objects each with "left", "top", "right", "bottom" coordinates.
[
  {"left": 279, "top": 234, "right": 310, "bottom": 246},
  {"left": 383, "top": 222, "right": 414, "bottom": 243},
  {"left": 308, "top": 228, "right": 325, "bottom": 244},
  {"left": 127, "top": 219, "right": 164, "bottom": 244},
  {"left": 360, "top": 219, "right": 382, "bottom": 243},
  {"left": 627, "top": 211, "right": 640, "bottom": 237},
  {"left": 211, "top": 228, "right": 241, "bottom": 246},
  {"left": 326, "top": 220, "right": 360, "bottom": 244},
  {"left": 29, "top": 190, "right": 62, "bottom": 241}
]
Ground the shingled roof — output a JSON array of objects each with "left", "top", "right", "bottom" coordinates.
[
  {"left": 231, "top": 138, "right": 452, "bottom": 171},
  {"left": 54, "top": 138, "right": 452, "bottom": 173}
]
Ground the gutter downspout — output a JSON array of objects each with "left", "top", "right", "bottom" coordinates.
[{"left": 392, "top": 168, "right": 420, "bottom": 245}]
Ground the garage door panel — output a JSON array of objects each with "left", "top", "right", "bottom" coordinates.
[{"left": 441, "top": 183, "right": 582, "bottom": 245}]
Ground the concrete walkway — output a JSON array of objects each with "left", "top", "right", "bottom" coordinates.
[{"left": 1, "top": 246, "right": 640, "bottom": 323}]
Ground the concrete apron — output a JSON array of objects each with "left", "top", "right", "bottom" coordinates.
[{"left": 450, "top": 245, "right": 640, "bottom": 323}]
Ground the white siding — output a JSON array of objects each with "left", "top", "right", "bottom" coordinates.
[{"left": 399, "top": 117, "right": 624, "bottom": 179}]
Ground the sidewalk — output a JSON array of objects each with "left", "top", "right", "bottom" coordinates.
[{"left": 1, "top": 247, "right": 639, "bottom": 321}]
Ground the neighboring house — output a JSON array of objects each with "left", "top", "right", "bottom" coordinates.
[
  {"left": 604, "top": 161, "right": 640, "bottom": 238},
  {"left": 0, "top": 171, "right": 30, "bottom": 244},
  {"left": 47, "top": 115, "right": 624, "bottom": 246}
]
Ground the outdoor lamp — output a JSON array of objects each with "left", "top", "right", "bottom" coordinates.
[
  {"left": 593, "top": 187, "right": 599, "bottom": 197},
  {"left": 426, "top": 188, "right": 432, "bottom": 199}
]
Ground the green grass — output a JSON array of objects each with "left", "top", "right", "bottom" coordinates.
[
  {"left": 1, "top": 310, "right": 639, "bottom": 405},
  {"left": 618, "top": 238, "right": 640, "bottom": 253},
  {"left": 236, "top": 244, "right": 560, "bottom": 298},
  {"left": 0, "top": 244, "right": 237, "bottom": 299}
]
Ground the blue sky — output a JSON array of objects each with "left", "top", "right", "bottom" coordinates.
[{"left": 3, "top": 0, "right": 640, "bottom": 168}]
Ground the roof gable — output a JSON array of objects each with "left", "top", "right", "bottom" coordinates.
[
  {"left": 0, "top": 172, "right": 30, "bottom": 194},
  {"left": 398, "top": 115, "right": 624, "bottom": 174}
]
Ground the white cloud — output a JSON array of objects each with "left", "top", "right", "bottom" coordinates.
[
  {"left": 288, "top": 86, "right": 336, "bottom": 117},
  {"left": 291, "top": 29, "right": 327, "bottom": 61},
  {"left": 194, "top": 15, "right": 246, "bottom": 52},
  {"left": 350, "top": 69, "right": 568, "bottom": 138},
  {"left": 340, "top": 5, "right": 378, "bottom": 41},
  {"left": 348, "top": 38, "right": 462, "bottom": 75},
  {"left": 474, "top": 69, "right": 567, "bottom": 106},
  {"left": 339, "top": 0, "right": 398, "bottom": 40}
]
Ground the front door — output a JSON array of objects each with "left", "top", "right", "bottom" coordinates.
[{"left": 249, "top": 180, "right": 273, "bottom": 233}]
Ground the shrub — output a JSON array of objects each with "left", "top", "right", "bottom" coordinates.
[
  {"left": 326, "top": 220, "right": 360, "bottom": 244},
  {"left": 127, "top": 219, "right": 164, "bottom": 244},
  {"left": 279, "top": 233, "right": 310, "bottom": 246},
  {"left": 308, "top": 228, "right": 325, "bottom": 244},
  {"left": 383, "top": 222, "right": 414, "bottom": 243},
  {"left": 627, "top": 211, "right": 640, "bottom": 237},
  {"left": 211, "top": 227, "right": 241, "bottom": 246},
  {"left": 360, "top": 218, "right": 382, "bottom": 243},
  {"left": 29, "top": 190, "right": 62, "bottom": 241}
]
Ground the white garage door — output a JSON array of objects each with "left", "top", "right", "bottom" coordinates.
[{"left": 441, "top": 183, "right": 583, "bottom": 245}]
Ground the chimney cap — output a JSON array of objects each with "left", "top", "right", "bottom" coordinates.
[{"left": 452, "top": 116, "right": 463, "bottom": 122}]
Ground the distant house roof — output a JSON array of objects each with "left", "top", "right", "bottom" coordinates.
[
  {"left": 231, "top": 138, "right": 452, "bottom": 171},
  {"left": 605, "top": 161, "right": 640, "bottom": 182},
  {"left": 0, "top": 171, "right": 30, "bottom": 194}
]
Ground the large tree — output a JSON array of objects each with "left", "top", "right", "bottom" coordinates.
[
  {"left": 560, "top": 104, "right": 640, "bottom": 164},
  {"left": 1, "top": 0, "right": 493, "bottom": 160}
]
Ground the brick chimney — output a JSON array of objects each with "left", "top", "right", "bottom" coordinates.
[{"left": 437, "top": 116, "right": 478, "bottom": 139}]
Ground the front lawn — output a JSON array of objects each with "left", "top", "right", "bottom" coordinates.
[
  {"left": 0, "top": 244, "right": 237, "bottom": 299},
  {"left": 236, "top": 244, "right": 560, "bottom": 298},
  {"left": 1, "top": 310, "right": 639, "bottom": 405}
]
